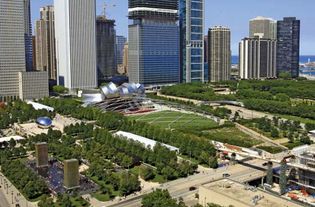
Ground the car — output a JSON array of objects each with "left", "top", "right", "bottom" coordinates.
[
  {"left": 189, "top": 186, "right": 197, "bottom": 191},
  {"left": 222, "top": 173, "right": 230, "bottom": 178}
]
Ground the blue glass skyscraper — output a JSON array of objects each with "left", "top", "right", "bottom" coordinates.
[
  {"left": 180, "top": 0, "right": 205, "bottom": 83},
  {"left": 128, "top": 0, "right": 180, "bottom": 86}
]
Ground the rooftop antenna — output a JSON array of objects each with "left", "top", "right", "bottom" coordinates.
[{"left": 102, "top": 1, "right": 116, "bottom": 19}]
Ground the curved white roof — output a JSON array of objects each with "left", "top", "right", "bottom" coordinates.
[
  {"left": 0, "top": 136, "right": 25, "bottom": 143},
  {"left": 114, "top": 131, "right": 179, "bottom": 152},
  {"left": 27, "top": 101, "right": 54, "bottom": 112}
]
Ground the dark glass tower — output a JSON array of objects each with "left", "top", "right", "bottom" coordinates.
[
  {"left": 96, "top": 16, "right": 117, "bottom": 82},
  {"left": 24, "top": 0, "right": 33, "bottom": 71},
  {"left": 276, "top": 17, "right": 300, "bottom": 78},
  {"left": 128, "top": 0, "right": 180, "bottom": 86}
]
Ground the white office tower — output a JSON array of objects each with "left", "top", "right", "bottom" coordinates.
[
  {"left": 239, "top": 37, "right": 277, "bottom": 79},
  {"left": 0, "top": 0, "right": 26, "bottom": 101},
  {"left": 54, "top": 0, "right": 97, "bottom": 91}
]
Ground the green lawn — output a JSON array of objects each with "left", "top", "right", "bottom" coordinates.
[
  {"left": 275, "top": 114, "right": 315, "bottom": 125},
  {"left": 256, "top": 146, "right": 284, "bottom": 154},
  {"left": 129, "top": 110, "right": 218, "bottom": 132},
  {"left": 202, "top": 127, "right": 262, "bottom": 148}
]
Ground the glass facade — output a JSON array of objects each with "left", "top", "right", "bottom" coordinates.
[
  {"left": 128, "top": 0, "right": 180, "bottom": 86},
  {"left": 180, "top": 0, "right": 204, "bottom": 83},
  {"left": 276, "top": 17, "right": 300, "bottom": 78},
  {"left": 96, "top": 17, "right": 117, "bottom": 82}
]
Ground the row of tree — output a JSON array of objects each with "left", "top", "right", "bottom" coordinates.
[
  {"left": 0, "top": 100, "right": 53, "bottom": 129},
  {"left": 243, "top": 99, "right": 315, "bottom": 120},
  {"left": 238, "top": 79, "right": 315, "bottom": 100},
  {"left": 141, "top": 189, "right": 225, "bottom": 207},
  {"left": 160, "top": 83, "right": 236, "bottom": 101},
  {"left": 64, "top": 123, "right": 94, "bottom": 139},
  {"left": 38, "top": 194, "right": 89, "bottom": 207},
  {"left": 85, "top": 128, "right": 198, "bottom": 181},
  {"left": 1, "top": 160, "right": 49, "bottom": 199}
]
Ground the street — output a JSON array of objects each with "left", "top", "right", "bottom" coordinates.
[{"left": 107, "top": 159, "right": 267, "bottom": 207}]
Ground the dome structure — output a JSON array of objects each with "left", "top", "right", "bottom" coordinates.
[{"left": 36, "top": 117, "right": 52, "bottom": 128}]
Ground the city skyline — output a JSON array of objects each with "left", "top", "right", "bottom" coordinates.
[{"left": 31, "top": 0, "right": 315, "bottom": 55}]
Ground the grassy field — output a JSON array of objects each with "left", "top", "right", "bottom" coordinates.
[
  {"left": 275, "top": 114, "right": 315, "bottom": 125},
  {"left": 202, "top": 127, "right": 262, "bottom": 148},
  {"left": 129, "top": 110, "right": 218, "bottom": 131}
]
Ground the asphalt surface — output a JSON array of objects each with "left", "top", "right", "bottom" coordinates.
[{"left": 108, "top": 159, "right": 267, "bottom": 207}]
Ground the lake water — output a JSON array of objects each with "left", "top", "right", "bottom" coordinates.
[{"left": 231, "top": 56, "right": 315, "bottom": 65}]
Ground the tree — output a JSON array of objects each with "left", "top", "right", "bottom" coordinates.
[
  {"left": 58, "top": 194, "right": 72, "bottom": 207},
  {"left": 278, "top": 72, "right": 292, "bottom": 80},
  {"left": 9, "top": 138, "right": 16, "bottom": 149},
  {"left": 279, "top": 160, "right": 288, "bottom": 195},
  {"left": 209, "top": 156, "right": 218, "bottom": 168},
  {"left": 121, "top": 155, "right": 133, "bottom": 169},
  {"left": 38, "top": 195, "right": 55, "bottom": 207},
  {"left": 271, "top": 128, "right": 279, "bottom": 138},
  {"left": 274, "top": 93, "right": 290, "bottom": 102},
  {"left": 266, "top": 161, "right": 273, "bottom": 186},
  {"left": 161, "top": 166, "right": 177, "bottom": 180},
  {"left": 119, "top": 172, "right": 140, "bottom": 196},
  {"left": 52, "top": 85, "right": 68, "bottom": 94},
  {"left": 142, "top": 189, "right": 184, "bottom": 207},
  {"left": 300, "top": 134, "right": 312, "bottom": 145},
  {"left": 140, "top": 166, "right": 154, "bottom": 181}
]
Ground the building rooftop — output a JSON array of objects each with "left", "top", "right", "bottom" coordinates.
[
  {"left": 200, "top": 179, "right": 302, "bottom": 207},
  {"left": 250, "top": 16, "right": 276, "bottom": 22}
]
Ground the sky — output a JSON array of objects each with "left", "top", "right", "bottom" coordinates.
[{"left": 31, "top": 0, "right": 315, "bottom": 55}]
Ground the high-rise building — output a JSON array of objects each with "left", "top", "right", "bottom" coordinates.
[
  {"left": 55, "top": 0, "right": 97, "bottom": 91},
  {"left": 63, "top": 159, "right": 80, "bottom": 189},
  {"left": 249, "top": 16, "right": 277, "bottom": 39},
  {"left": 239, "top": 37, "right": 277, "bottom": 79},
  {"left": 35, "top": 142, "right": 48, "bottom": 168},
  {"left": 203, "top": 36, "right": 209, "bottom": 82},
  {"left": 276, "top": 17, "right": 300, "bottom": 78},
  {"left": 24, "top": 0, "right": 33, "bottom": 71},
  {"left": 116, "top": 36, "right": 127, "bottom": 66},
  {"left": 0, "top": 0, "right": 48, "bottom": 102},
  {"left": 35, "top": 6, "right": 57, "bottom": 80},
  {"left": 19, "top": 71, "right": 49, "bottom": 100},
  {"left": 204, "top": 35, "right": 208, "bottom": 63},
  {"left": 180, "top": 0, "right": 205, "bottom": 83},
  {"left": 32, "top": 36, "right": 37, "bottom": 70},
  {"left": 0, "top": 0, "right": 27, "bottom": 101},
  {"left": 208, "top": 26, "right": 231, "bottom": 82},
  {"left": 96, "top": 16, "right": 117, "bottom": 82},
  {"left": 128, "top": 0, "right": 180, "bottom": 86},
  {"left": 122, "top": 43, "right": 129, "bottom": 75}
]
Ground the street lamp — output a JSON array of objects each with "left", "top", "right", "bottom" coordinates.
[{"left": 11, "top": 190, "right": 14, "bottom": 204}]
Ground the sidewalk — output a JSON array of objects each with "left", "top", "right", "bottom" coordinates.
[
  {"left": 0, "top": 172, "right": 37, "bottom": 207},
  {"left": 235, "top": 123, "right": 288, "bottom": 150}
]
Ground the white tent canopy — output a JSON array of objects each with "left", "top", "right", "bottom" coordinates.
[{"left": 114, "top": 131, "right": 179, "bottom": 153}]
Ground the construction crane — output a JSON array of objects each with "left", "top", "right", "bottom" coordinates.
[{"left": 101, "top": 1, "right": 116, "bottom": 19}]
